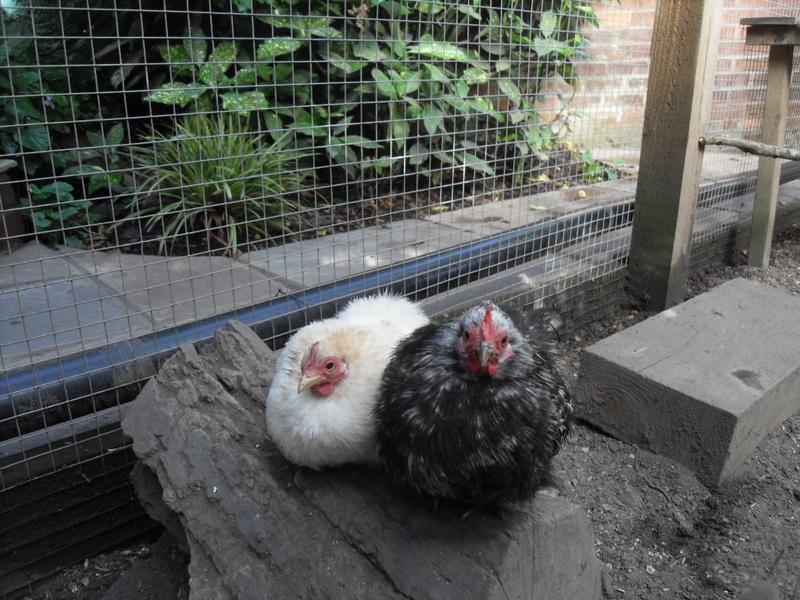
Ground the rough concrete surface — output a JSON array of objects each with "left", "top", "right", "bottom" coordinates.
[
  {"left": 122, "top": 320, "right": 601, "bottom": 600},
  {"left": 576, "top": 277, "right": 800, "bottom": 487}
]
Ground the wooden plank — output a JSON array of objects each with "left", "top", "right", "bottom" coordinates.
[
  {"left": 627, "top": 0, "right": 723, "bottom": 310},
  {"left": 740, "top": 17, "right": 800, "bottom": 27},
  {"left": 749, "top": 44, "right": 793, "bottom": 268},
  {"left": 745, "top": 26, "right": 800, "bottom": 46}
]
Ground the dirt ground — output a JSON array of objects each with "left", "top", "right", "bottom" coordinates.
[
  {"left": 26, "top": 224, "right": 800, "bottom": 600},
  {"left": 556, "top": 222, "right": 800, "bottom": 600}
]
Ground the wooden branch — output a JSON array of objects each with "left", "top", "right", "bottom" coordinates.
[{"left": 699, "top": 135, "right": 800, "bottom": 161}]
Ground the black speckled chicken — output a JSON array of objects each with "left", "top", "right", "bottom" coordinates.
[{"left": 375, "top": 301, "right": 572, "bottom": 507}]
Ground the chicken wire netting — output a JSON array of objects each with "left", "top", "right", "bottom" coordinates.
[{"left": 1, "top": 0, "right": 800, "bottom": 594}]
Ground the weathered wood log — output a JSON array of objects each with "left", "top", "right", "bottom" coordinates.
[
  {"left": 122, "top": 320, "right": 602, "bottom": 600},
  {"left": 699, "top": 135, "right": 800, "bottom": 161}
]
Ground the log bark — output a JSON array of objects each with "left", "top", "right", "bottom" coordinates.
[{"left": 122, "top": 320, "right": 601, "bottom": 600}]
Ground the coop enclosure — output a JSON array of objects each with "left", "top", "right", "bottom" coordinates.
[{"left": 2, "top": 0, "right": 800, "bottom": 596}]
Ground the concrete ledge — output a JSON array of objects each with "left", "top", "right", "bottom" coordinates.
[{"left": 576, "top": 278, "right": 800, "bottom": 487}]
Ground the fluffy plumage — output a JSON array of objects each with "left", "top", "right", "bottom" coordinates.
[
  {"left": 375, "top": 301, "right": 572, "bottom": 506},
  {"left": 266, "top": 293, "right": 428, "bottom": 469}
]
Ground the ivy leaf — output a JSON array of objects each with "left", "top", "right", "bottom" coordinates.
[
  {"left": 232, "top": 68, "right": 256, "bottom": 85},
  {"left": 322, "top": 52, "right": 367, "bottom": 75},
  {"left": 63, "top": 164, "right": 106, "bottom": 177},
  {"left": 533, "top": 37, "right": 571, "bottom": 58},
  {"left": 256, "top": 38, "right": 304, "bottom": 60},
  {"left": 371, "top": 68, "right": 397, "bottom": 99},
  {"left": 417, "top": 1, "right": 444, "bottom": 14},
  {"left": 425, "top": 63, "right": 450, "bottom": 83},
  {"left": 32, "top": 211, "right": 52, "bottom": 230},
  {"left": 353, "top": 40, "right": 387, "bottom": 62},
  {"left": 408, "top": 142, "right": 429, "bottom": 166},
  {"left": 422, "top": 104, "right": 444, "bottom": 136},
  {"left": 183, "top": 26, "right": 207, "bottom": 64},
  {"left": 19, "top": 125, "right": 50, "bottom": 151},
  {"left": 158, "top": 45, "right": 193, "bottom": 76},
  {"left": 457, "top": 5, "right": 482, "bottom": 21},
  {"left": 497, "top": 78, "right": 521, "bottom": 105},
  {"left": 457, "top": 151, "right": 495, "bottom": 176},
  {"left": 199, "top": 42, "right": 236, "bottom": 87},
  {"left": 88, "top": 173, "right": 111, "bottom": 195},
  {"left": 263, "top": 111, "right": 283, "bottom": 136},
  {"left": 221, "top": 91, "right": 270, "bottom": 114},
  {"left": 392, "top": 118, "right": 409, "bottom": 149},
  {"left": 106, "top": 123, "right": 124, "bottom": 146},
  {"left": 336, "top": 135, "right": 380, "bottom": 149},
  {"left": 461, "top": 67, "right": 488, "bottom": 86},
  {"left": 145, "top": 82, "right": 208, "bottom": 107},
  {"left": 539, "top": 11, "right": 557, "bottom": 39},
  {"left": 407, "top": 38, "right": 470, "bottom": 62},
  {"left": 9, "top": 97, "right": 44, "bottom": 121}
]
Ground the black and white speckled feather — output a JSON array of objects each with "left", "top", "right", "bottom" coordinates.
[{"left": 375, "top": 301, "right": 573, "bottom": 506}]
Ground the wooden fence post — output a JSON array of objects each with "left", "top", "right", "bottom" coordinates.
[
  {"left": 627, "top": 0, "right": 723, "bottom": 310},
  {"left": 743, "top": 23, "right": 795, "bottom": 268}
]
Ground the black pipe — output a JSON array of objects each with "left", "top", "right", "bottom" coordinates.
[{"left": 2, "top": 162, "right": 799, "bottom": 444}]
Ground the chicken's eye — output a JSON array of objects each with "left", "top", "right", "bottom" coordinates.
[
  {"left": 500, "top": 336, "right": 508, "bottom": 346},
  {"left": 463, "top": 330, "right": 470, "bottom": 341},
  {"left": 325, "top": 361, "right": 336, "bottom": 371}
]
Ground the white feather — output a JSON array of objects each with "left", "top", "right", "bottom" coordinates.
[
  {"left": 338, "top": 292, "right": 428, "bottom": 336},
  {"left": 266, "top": 294, "right": 428, "bottom": 469}
]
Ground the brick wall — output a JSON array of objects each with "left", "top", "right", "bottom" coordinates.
[{"left": 568, "top": 0, "right": 800, "bottom": 147}]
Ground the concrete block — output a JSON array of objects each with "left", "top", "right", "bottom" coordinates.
[
  {"left": 240, "top": 220, "right": 470, "bottom": 287},
  {"left": 576, "top": 278, "right": 800, "bottom": 487},
  {"left": 63, "top": 249, "right": 293, "bottom": 328},
  {"left": 123, "top": 321, "right": 602, "bottom": 600}
]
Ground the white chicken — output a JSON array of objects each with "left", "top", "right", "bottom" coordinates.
[{"left": 265, "top": 292, "right": 428, "bottom": 469}]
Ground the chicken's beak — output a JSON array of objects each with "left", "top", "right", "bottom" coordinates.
[
  {"left": 477, "top": 342, "right": 495, "bottom": 369},
  {"left": 298, "top": 374, "right": 324, "bottom": 394}
]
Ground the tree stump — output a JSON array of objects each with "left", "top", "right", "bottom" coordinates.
[{"left": 122, "top": 320, "right": 601, "bottom": 600}]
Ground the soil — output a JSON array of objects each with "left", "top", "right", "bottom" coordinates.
[
  {"left": 25, "top": 223, "right": 800, "bottom": 600},
  {"left": 556, "top": 222, "right": 800, "bottom": 600}
]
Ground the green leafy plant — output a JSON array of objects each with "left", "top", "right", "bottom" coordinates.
[
  {"left": 61, "top": 123, "right": 131, "bottom": 195},
  {"left": 124, "top": 113, "right": 309, "bottom": 254},
  {"left": 579, "top": 149, "right": 621, "bottom": 183},
  {"left": 148, "top": 0, "right": 600, "bottom": 190},
  {"left": 20, "top": 181, "right": 102, "bottom": 246}
]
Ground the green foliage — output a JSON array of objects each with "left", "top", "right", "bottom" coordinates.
[
  {"left": 148, "top": 0, "right": 599, "bottom": 187},
  {"left": 579, "top": 149, "right": 621, "bottom": 183},
  {"left": 19, "top": 181, "right": 100, "bottom": 246},
  {"left": 125, "top": 114, "right": 309, "bottom": 254},
  {"left": 146, "top": 29, "right": 272, "bottom": 113}
]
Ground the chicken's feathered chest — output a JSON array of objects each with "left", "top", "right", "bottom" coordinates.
[{"left": 375, "top": 322, "right": 572, "bottom": 503}]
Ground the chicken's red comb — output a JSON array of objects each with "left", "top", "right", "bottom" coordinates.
[{"left": 481, "top": 305, "right": 496, "bottom": 339}]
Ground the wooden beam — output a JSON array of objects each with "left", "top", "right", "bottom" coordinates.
[
  {"left": 748, "top": 44, "right": 793, "bottom": 268},
  {"left": 627, "top": 0, "right": 723, "bottom": 310},
  {"left": 699, "top": 136, "right": 800, "bottom": 161},
  {"left": 745, "top": 26, "right": 800, "bottom": 46}
]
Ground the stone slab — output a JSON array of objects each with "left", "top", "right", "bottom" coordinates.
[
  {"left": 427, "top": 186, "right": 631, "bottom": 238},
  {"left": 0, "top": 242, "right": 153, "bottom": 372},
  {"left": 123, "top": 320, "right": 601, "bottom": 600},
  {"left": 63, "top": 248, "right": 294, "bottom": 329},
  {"left": 576, "top": 278, "right": 800, "bottom": 487},
  {"left": 240, "top": 220, "right": 472, "bottom": 288}
]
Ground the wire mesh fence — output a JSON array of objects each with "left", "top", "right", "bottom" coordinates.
[{"left": 2, "top": 0, "right": 800, "bottom": 594}]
